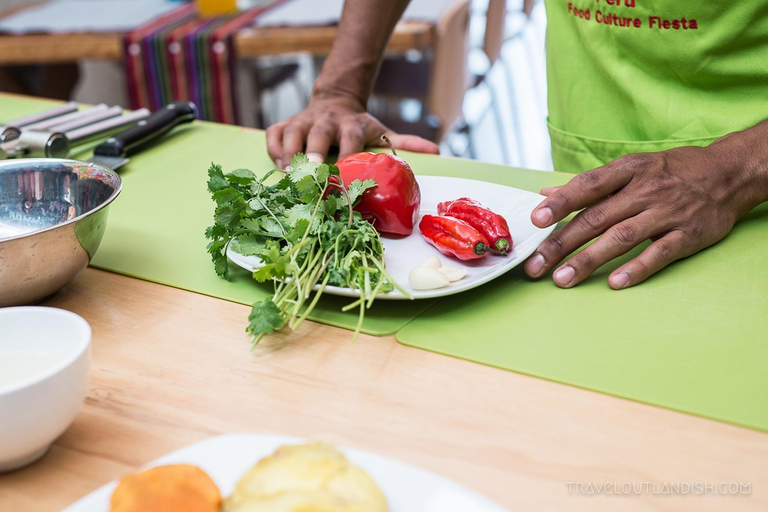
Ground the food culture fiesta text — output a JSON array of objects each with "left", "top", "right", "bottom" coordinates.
[{"left": 566, "top": 1, "right": 699, "bottom": 30}]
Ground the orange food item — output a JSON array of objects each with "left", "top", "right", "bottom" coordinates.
[{"left": 110, "top": 464, "right": 221, "bottom": 512}]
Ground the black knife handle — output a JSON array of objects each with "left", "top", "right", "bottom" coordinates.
[{"left": 92, "top": 101, "right": 197, "bottom": 158}]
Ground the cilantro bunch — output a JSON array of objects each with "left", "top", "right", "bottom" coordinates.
[{"left": 206, "top": 154, "right": 409, "bottom": 347}]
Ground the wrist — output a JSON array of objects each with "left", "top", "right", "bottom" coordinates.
[
  {"left": 312, "top": 52, "right": 381, "bottom": 109},
  {"left": 312, "top": 60, "right": 375, "bottom": 110},
  {"left": 310, "top": 86, "right": 366, "bottom": 110},
  {"left": 710, "top": 125, "right": 768, "bottom": 214},
  {"left": 739, "top": 125, "right": 768, "bottom": 205}
]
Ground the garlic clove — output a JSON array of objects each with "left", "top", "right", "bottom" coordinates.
[
  {"left": 418, "top": 256, "right": 442, "bottom": 269},
  {"left": 409, "top": 266, "right": 450, "bottom": 290},
  {"left": 438, "top": 265, "right": 467, "bottom": 282}
]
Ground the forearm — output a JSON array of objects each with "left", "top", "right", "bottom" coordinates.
[{"left": 313, "top": 0, "right": 412, "bottom": 107}]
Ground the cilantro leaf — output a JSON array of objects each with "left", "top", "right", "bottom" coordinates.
[
  {"left": 260, "top": 217, "right": 285, "bottom": 237},
  {"left": 206, "top": 238, "right": 230, "bottom": 279},
  {"left": 268, "top": 188, "right": 296, "bottom": 208},
  {"left": 322, "top": 195, "right": 337, "bottom": 217},
  {"left": 212, "top": 250, "right": 229, "bottom": 278},
  {"left": 295, "top": 175, "right": 320, "bottom": 203},
  {"left": 231, "top": 234, "right": 266, "bottom": 256},
  {"left": 212, "top": 187, "right": 242, "bottom": 206},
  {"left": 295, "top": 175, "right": 316, "bottom": 194},
  {"left": 227, "top": 168, "right": 256, "bottom": 185},
  {"left": 270, "top": 176, "right": 293, "bottom": 190},
  {"left": 285, "top": 202, "right": 315, "bottom": 226},
  {"left": 339, "top": 179, "right": 377, "bottom": 207},
  {"left": 215, "top": 204, "right": 243, "bottom": 228},
  {"left": 252, "top": 242, "right": 292, "bottom": 282},
  {"left": 238, "top": 218, "right": 261, "bottom": 235},
  {"left": 204, "top": 223, "right": 225, "bottom": 241},
  {"left": 247, "top": 198, "right": 267, "bottom": 214},
  {"left": 288, "top": 153, "right": 319, "bottom": 183},
  {"left": 247, "top": 300, "right": 284, "bottom": 338},
  {"left": 207, "top": 163, "right": 228, "bottom": 192},
  {"left": 290, "top": 152, "right": 309, "bottom": 168},
  {"left": 316, "top": 163, "right": 331, "bottom": 183},
  {"left": 286, "top": 219, "right": 310, "bottom": 245}
]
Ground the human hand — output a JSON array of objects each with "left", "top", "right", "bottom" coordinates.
[
  {"left": 524, "top": 140, "right": 768, "bottom": 289},
  {"left": 265, "top": 94, "right": 439, "bottom": 168}
]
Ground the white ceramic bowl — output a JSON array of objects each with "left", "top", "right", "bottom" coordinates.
[{"left": 0, "top": 307, "right": 91, "bottom": 472}]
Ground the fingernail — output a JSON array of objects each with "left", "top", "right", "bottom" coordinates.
[
  {"left": 307, "top": 152, "right": 324, "bottom": 163},
  {"left": 533, "top": 207, "right": 553, "bottom": 226},
  {"left": 283, "top": 163, "right": 290, "bottom": 171},
  {"left": 611, "top": 271, "right": 630, "bottom": 289},
  {"left": 275, "top": 158, "right": 282, "bottom": 169},
  {"left": 527, "top": 253, "right": 545, "bottom": 275},
  {"left": 553, "top": 265, "right": 575, "bottom": 287}
]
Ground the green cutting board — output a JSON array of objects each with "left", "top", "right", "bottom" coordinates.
[
  {"left": 80, "top": 123, "right": 447, "bottom": 336},
  {"left": 0, "top": 96, "right": 442, "bottom": 335},
  {"left": 398, "top": 183, "right": 768, "bottom": 432}
]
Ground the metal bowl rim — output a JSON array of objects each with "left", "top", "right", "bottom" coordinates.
[{"left": 0, "top": 158, "right": 122, "bottom": 243}]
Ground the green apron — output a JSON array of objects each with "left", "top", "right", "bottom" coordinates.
[{"left": 544, "top": 1, "right": 768, "bottom": 173}]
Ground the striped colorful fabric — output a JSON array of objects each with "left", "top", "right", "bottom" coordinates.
[{"left": 123, "top": 2, "right": 283, "bottom": 124}]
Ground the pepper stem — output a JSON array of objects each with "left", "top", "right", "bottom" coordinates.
[
  {"left": 474, "top": 242, "right": 508, "bottom": 256},
  {"left": 380, "top": 134, "right": 397, "bottom": 156},
  {"left": 495, "top": 238, "right": 510, "bottom": 253}
]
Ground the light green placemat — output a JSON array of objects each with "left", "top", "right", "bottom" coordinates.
[
  {"left": 82, "top": 122, "right": 445, "bottom": 336},
  {"left": 398, "top": 189, "right": 768, "bottom": 431},
  {"left": 0, "top": 95, "right": 443, "bottom": 335}
]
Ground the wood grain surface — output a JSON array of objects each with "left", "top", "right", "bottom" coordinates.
[
  {"left": 0, "top": 268, "right": 766, "bottom": 511},
  {"left": 0, "top": 21, "right": 433, "bottom": 65}
]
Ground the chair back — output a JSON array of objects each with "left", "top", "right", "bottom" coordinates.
[
  {"left": 427, "top": 0, "right": 471, "bottom": 139},
  {"left": 483, "top": 0, "right": 507, "bottom": 65},
  {"left": 523, "top": 0, "right": 536, "bottom": 16}
]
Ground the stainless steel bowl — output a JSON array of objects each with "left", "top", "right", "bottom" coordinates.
[{"left": 0, "top": 159, "right": 121, "bottom": 307}]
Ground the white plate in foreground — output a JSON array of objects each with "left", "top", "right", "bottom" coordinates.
[
  {"left": 63, "top": 433, "right": 508, "bottom": 512},
  {"left": 228, "top": 175, "right": 555, "bottom": 300}
]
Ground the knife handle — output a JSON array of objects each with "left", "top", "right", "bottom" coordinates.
[{"left": 92, "top": 101, "right": 197, "bottom": 158}]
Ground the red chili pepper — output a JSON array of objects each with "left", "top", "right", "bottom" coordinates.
[
  {"left": 418, "top": 215, "right": 495, "bottom": 260},
  {"left": 437, "top": 197, "right": 512, "bottom": 253}
]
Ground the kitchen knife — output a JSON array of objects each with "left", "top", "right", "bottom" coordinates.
[{"left": 87, "top": 101, "right": 198, "bottom": 170}]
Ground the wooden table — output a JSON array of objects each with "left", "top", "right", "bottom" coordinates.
[
  {"left": 0, "top": 267, "right": 766, "bottom": 511},
  {"left": 0, "top": 20, "right": 433, "bottom": 66}
]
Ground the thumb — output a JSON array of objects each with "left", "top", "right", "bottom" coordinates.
[
  {"left": 540, "top": 185, "right": 564, "bottom": 197},
  {"left": 378, "top": 132, "right": 440, "bottom": 155}
]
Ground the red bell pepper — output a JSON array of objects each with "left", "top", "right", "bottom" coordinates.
[{"left": 335, "top": 149, "right": 421, "bottom": 236}]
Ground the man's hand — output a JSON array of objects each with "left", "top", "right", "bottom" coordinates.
[
  {"left": 264, "top": 0, "right": 438, "bottom": 167},
  {"left": 266, "top": 94, "right": 438, "bottom": 168},
  {"left": 524, "top": 133, "right": 768, "bottom": 289}
]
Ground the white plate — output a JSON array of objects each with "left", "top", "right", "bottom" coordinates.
[
  {"left": 228, "top": 175, "right": 555, "bottom": 300},
  {"left": 63, "top": 433, "right": 508, "bottom": 512}
]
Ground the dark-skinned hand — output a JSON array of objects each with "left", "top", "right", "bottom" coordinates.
[
  {"left": 524, "top": 135, "right": 768, "bottom": 290},
  {"left": 266, "top": 95, "right": 439, "bottom": 169}
]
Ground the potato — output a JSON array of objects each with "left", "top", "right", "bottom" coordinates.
[{"left": 225, "top": 443, "right": 387, "bottom": 512}]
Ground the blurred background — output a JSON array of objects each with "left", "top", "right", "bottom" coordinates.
[{"left": 0, "top": 0, "right": 551, "bottom": 169}]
